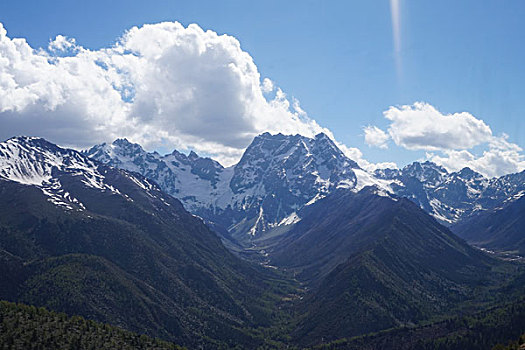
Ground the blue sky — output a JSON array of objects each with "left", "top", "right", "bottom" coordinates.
[{"left": 0, "top": 0, "right": 524, "bottom": 176}]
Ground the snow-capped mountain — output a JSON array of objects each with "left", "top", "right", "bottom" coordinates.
[
  {"left": 375, "top": 161, "right": 525, "bottom": 224},
  {"left": 87, "top": 132, "right": 387, "bottom": 239},
  {"left": 0, "top": 136, "right": 166, "bottom": 211},
  {"left": 4, "top": 134, "right": 524, "bottom": 239},
  {"left": 0, "top": 136, "right": 284, "bottom": 347},
  {"left": 87, "top": 133, "right": 525, "bottom": 237},
  {"left": 85, "top": 137, "right": 227, "bottom": 212}
]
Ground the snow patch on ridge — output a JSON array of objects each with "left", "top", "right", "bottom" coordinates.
[
  {"left": 353, "top": 168, "right": 394, "bottom": 193},
  {"left": 278, "top": 212, "right": 301, "bottom": 226},
  {"left": 0, "top": 137, "right": 133, "bottom": 211}
]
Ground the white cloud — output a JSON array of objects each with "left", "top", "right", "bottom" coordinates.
[
  {"left": 368, "top": 102, "right": 525, "bottom": 177},
  {"left": 363, "top": 125, "right": 389, "bottom": 149},
  {"left": 2, "top": 23, "right": 520, "bottom": 177},
  {"left": 261, "top": 78, "right": 274, "bottom": 93},
  {"left": 48, "top": 35, "right": 80, "bottom": 55},
  {"left": 0, "top": 21, "right": 332, "bottom": 166},
  {"left": 337, "top": 142, "right": 397, "bottom": 172},
  {"left": 428, "top": 134, "right": 525, "bottom": 178},
  {"left": 383, "top": 102, "right": 492, "bottom": 151}
]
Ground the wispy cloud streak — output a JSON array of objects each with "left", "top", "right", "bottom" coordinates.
[{"left": 390, "top": 0, "right": 402, "bottom": 80}]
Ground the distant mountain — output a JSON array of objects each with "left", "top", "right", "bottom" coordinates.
[
  {"left": 453, "top": 195, "right": 525, "bottom": 255},
  {"left": 0, "top": 136, "right": 289, "bottom": 348},
  {"left": 375, "top": 161, "right": 525, "bottom": 225},
  {"left": 86, "top": 133, "right": 391, "bottom": 241},
  {"left": 2, "top": 135, "right": 524, "bottom": 349},
  {"left": 87, "top": 133, "right": 376, "bottom": 239},
  {"left": 85, "top": 137, "right": 225, "bottom": 214},
  {"left": 262, "top": 188, "right": 510, "bottom": 346},
  {"left": 87, "top": 135, "right": 525, "bottom": 241}
]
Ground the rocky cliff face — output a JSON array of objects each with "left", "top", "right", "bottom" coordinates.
[{"left": 87, "top": 133, "right": 525, "bottom": 238}]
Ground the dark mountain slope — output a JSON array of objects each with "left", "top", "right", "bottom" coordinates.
[
  {"left": 269, "top": 188, "right": 494, "bottom": 285},
  {"left": 313, "top": 297, "right": 525, "bottom": 350},
  {"left": 264, "top": 188, "right": 512, "bottom": 346},
  {"left": 453, "top": 195, "right": 525, "bottom": 255},
  {"left": 0, "top": 136, "right": 291, "bottom": 348},
  {"left": 0, "top": 300, "right": 183, "bottom": 349}
]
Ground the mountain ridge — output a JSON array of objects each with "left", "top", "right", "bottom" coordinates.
[
  {"left": 0, "top": 135, "right": 293, "bottom": 348},
  {"left": 1, "top": 135, "right": 524, "bottom": 348},
  {"left": 86, "top": 132, "right": 375, "bottom": 241},
  {"left": 85, "top": 133, "right": 525, "bottom": 243}
]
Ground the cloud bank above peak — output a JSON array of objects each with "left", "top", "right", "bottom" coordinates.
[
  {"left": 365, "top": 102, "right": 525, "bottom": 177},
  {"left": 0, "top": 21, "right": 333, "bottom": 166},
  {"left": 1, "top": 21, "right": 522, "bottom": 177}
]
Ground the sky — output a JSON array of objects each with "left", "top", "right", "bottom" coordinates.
[{"left": 0, "top": 0, "right": 524, "bottom": 177}]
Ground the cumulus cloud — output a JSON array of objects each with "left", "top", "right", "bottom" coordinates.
[
  {"left": 367, "top": 102, "right": 525, "bottom": 177},
  {"left": 2, "top": 22, "right": 520, "bottom": 176},
  {"left": 261, "top": 78, "right": 274, "bottom": 93},
  {"left": 363, "top": 125, "right": 389, "bottom": 149},
  {"left": 0, "top": 21, "right": 332, "bottom": 166},
  {"left": 383, "top": 102, "right": 493, "bottom": 151},
  {"left": 428, "top": 134, "right": 525, "bottom": 178},
  {"left": 336, "top": 142, "right": 397, "bottom": 171},
  {"left": 47, "top": 35, "right": 80, "bottom": 55}
]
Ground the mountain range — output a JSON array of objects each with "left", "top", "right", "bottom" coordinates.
[
  {"left": 453, "top": 195, "right": 525, "bottom": 256},
  {"left": 254, "top": 188, "right": 518, "bottom": 346},
  {"left": 0, "top": 136, "right": 292, "bottom": 348},
  {"left": 0, "top": 134, "right": 524, "bottom": 349},
  {"left": 87, "top": 132, "right": 525, "bottom": 252}
]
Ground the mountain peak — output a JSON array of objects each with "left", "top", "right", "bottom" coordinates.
[
  {"left": 314, "top": 132, "right": 336, "bottom": 148},
  {"left": 0, "top": 137, "right": 128, "bottom": 209},
  {"left": 457, "top": 167, "right": 483, "bottom": 180},
  {"left": 314, "top": 132, "right": 330, "bottom": 140},
  {"left": 188, "top": 150, "right": 199, "bottom": 161},
  {"left": 112, "top": 137, "right": 143, "bottom": 150},
  {"left": 402, "top": 161, "right": 448, "bottom": 183},
  {"left": 403, "top": 160, "right": 446, "bottom": 172},
  {"left": 112, "top": 137, "right": 132, "bottom": 145},
  {"left": 7, "top": 135, "right": 43, "bottom": 142},
  {"left": 5, "top": 136, "right": 59, "bottom": 150}
]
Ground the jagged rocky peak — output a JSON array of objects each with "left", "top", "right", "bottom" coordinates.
[
  {"left": 456, "top": 167, "right": 484, "bottom": 180},
  {"left": 87, "top": 138, "right": 146, "bottom": 157},
  {"left": 230, "top": 132, "right": 359, "bottom": 194},
  {"left": 88, "top": 138, "right": 223, "bottom": 174},
  {"left": 112, "top": 137, "right": 135, "bottom": 147},
  {"left": 0, "top": 136, "right": 97, "bottom": 186},
  {"left": 313, "top": 132, "right": 348, "bottom": 158},
  {"left": 0, "top": 136, "right": 163, "bottom": 212},
  {"left": 5, "top": 135, "right": 57, "bottom": 149},
  {"left": 373, "top": 167, "right": 401, "bottom": 179},
  {"left": 1, "top": 136, "right": 95, "bottom": 184},
  {"left": 110, "top": 138, "right": 148, "bottom": 156},
  {"left": 403, "top": 160, "right": 448, "bottom": 175},
  {"left": 237, "top": 132, "right": 358, "bottom": 168},
  {"left": 188, "top": 150, "right": 199, "bottom": 161},
  {"left": 86, "top": 137, "right": 228, "bottom": 215},
  {"left": 402, "top": 161, "right": 448, "bottom": 184},
  {"left": 167, "top": 148, "right": 223, "bottom": 170},
  {"left": 85, "top": 138, "right": 159, "bottom": 175}
]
